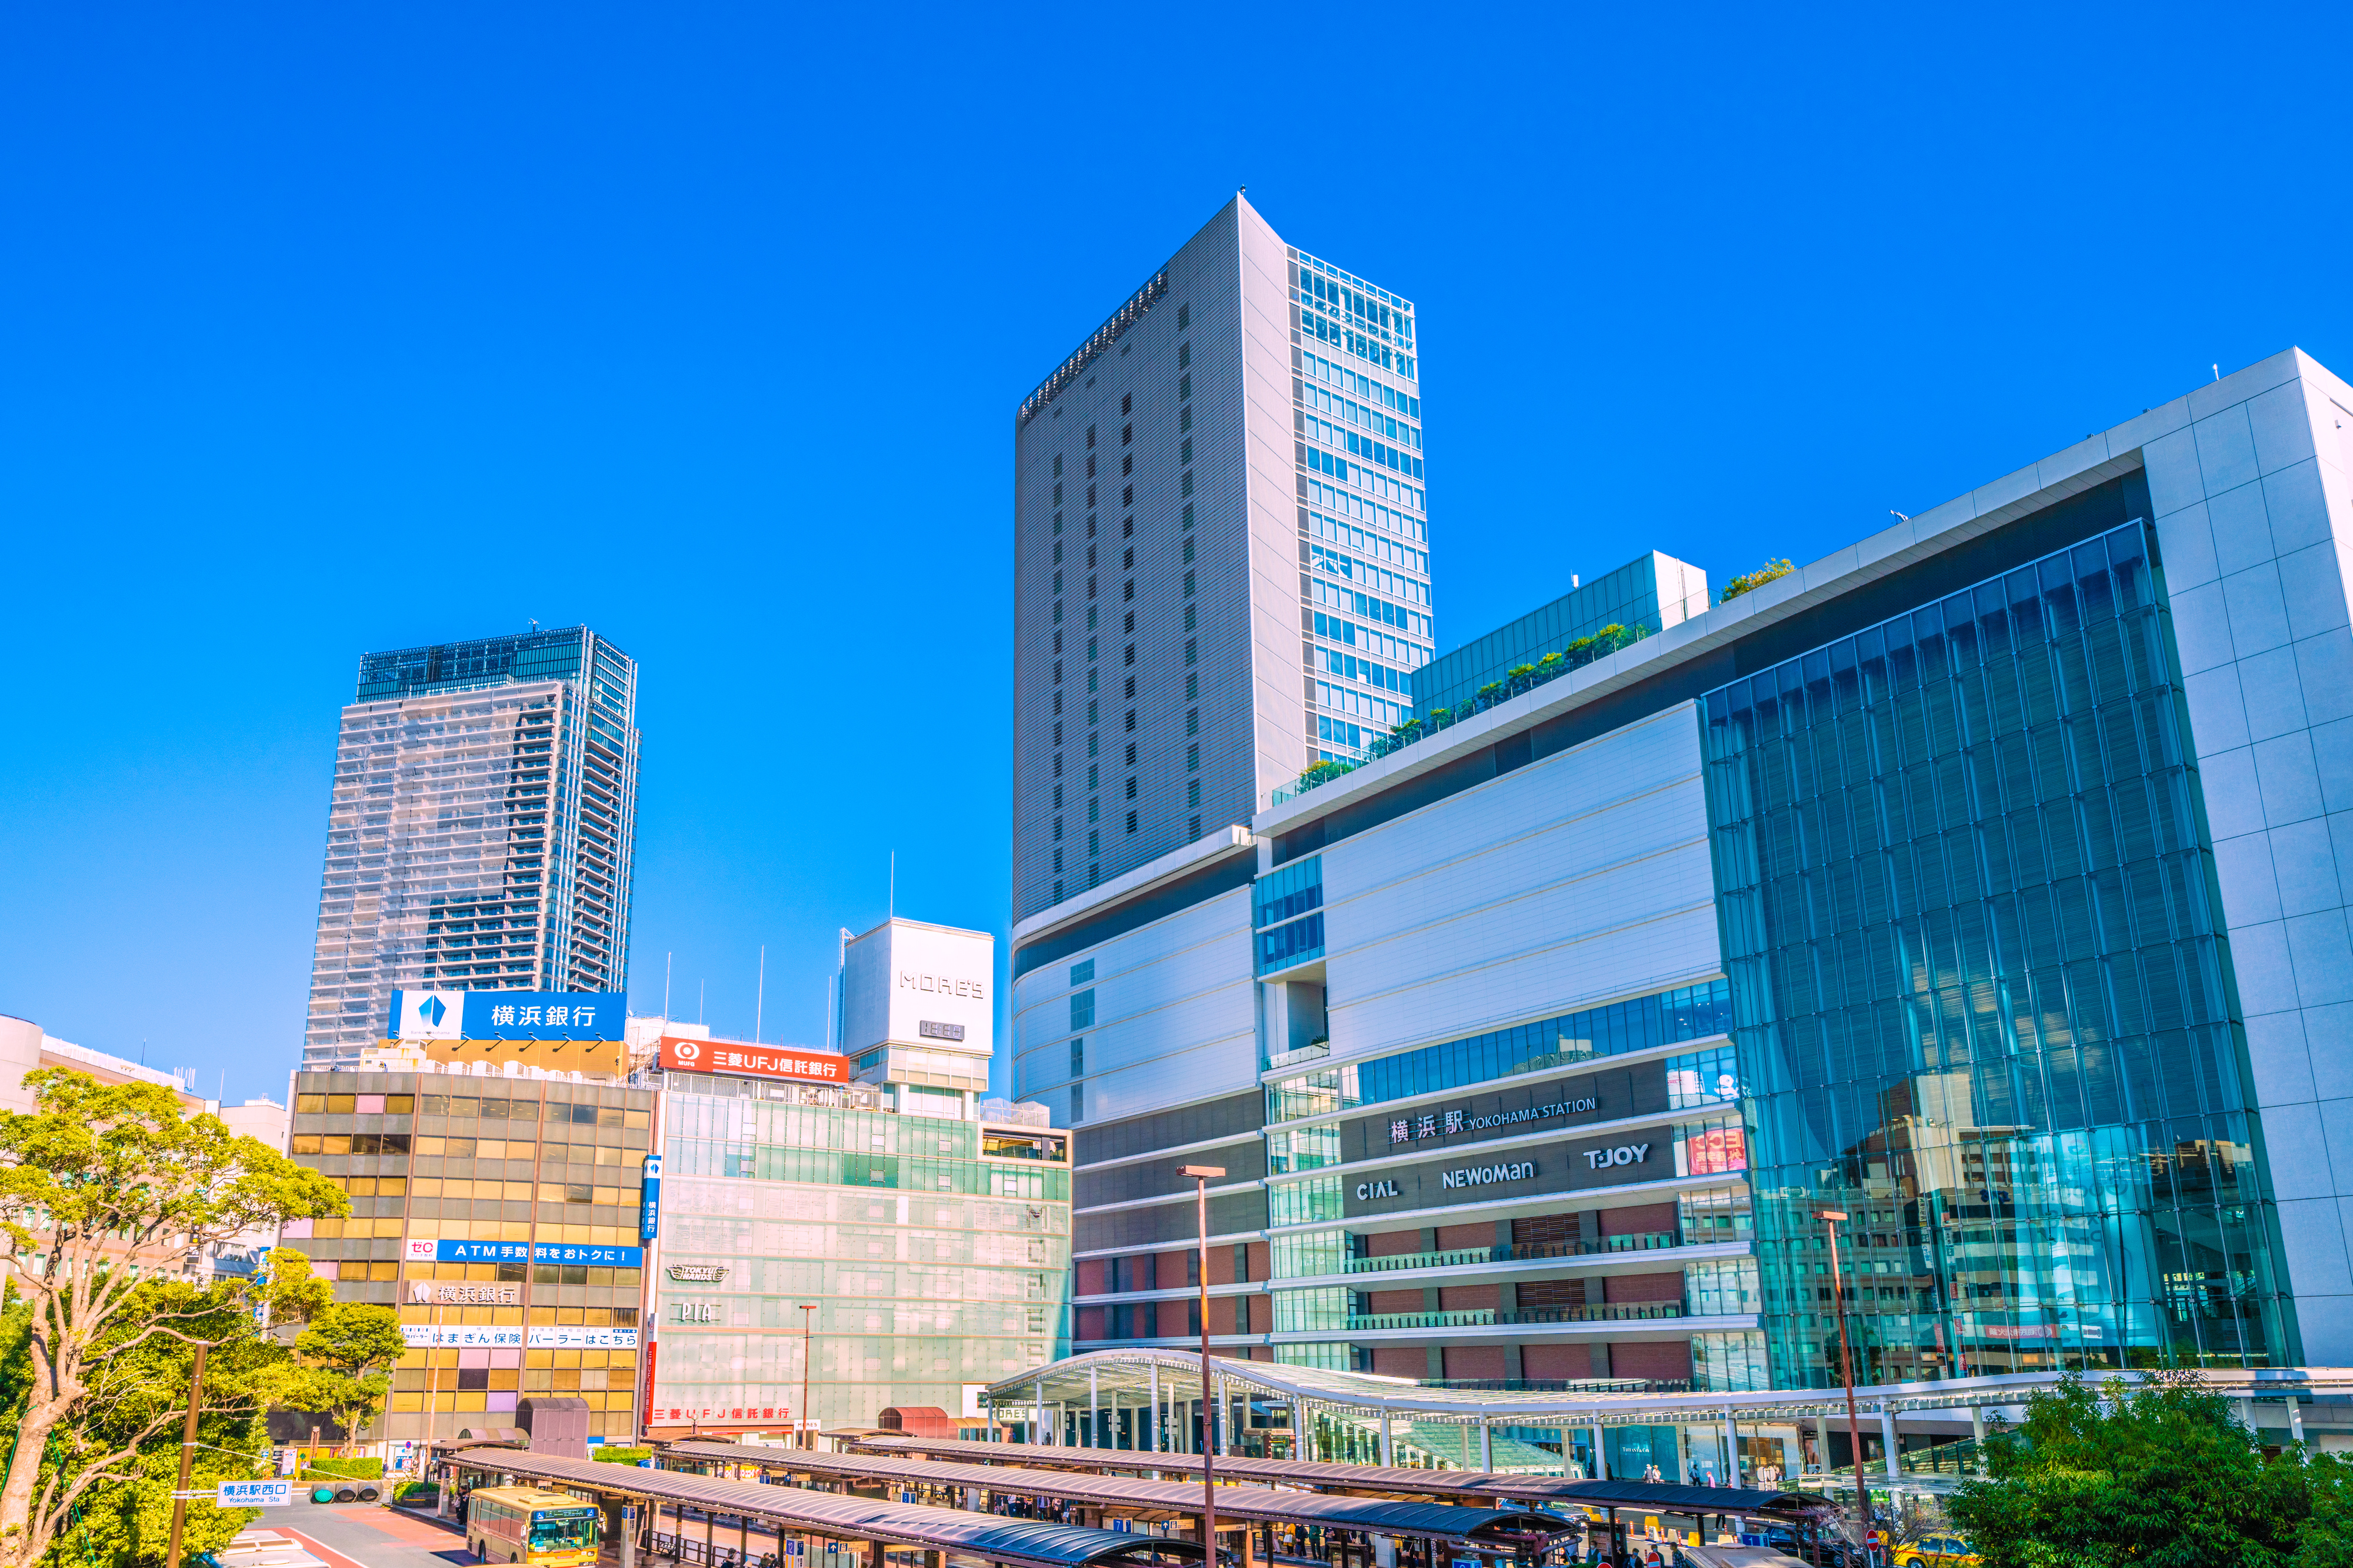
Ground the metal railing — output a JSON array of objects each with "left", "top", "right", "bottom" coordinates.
[
  {"left": 1344, "top": 1302, "right": 1684, "bottom": 1331},
  {"left": 1341, "top": 1232, "right": 1680, "bottom": 1274}
]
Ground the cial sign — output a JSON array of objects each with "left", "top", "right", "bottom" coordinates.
[
  {"left": 658, "top": 1035, "right": 848, "bottom": 1083},
  {"left": 386, "top": 989, "right": 625, "bottom": 1043},
  {"left": 1353, "top": 1180, "right": 1399, "bottom": 1200}
]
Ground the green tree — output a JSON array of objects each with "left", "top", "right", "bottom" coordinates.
[
  {"left": 0, "top": 1070, "right": 346, "bottom": 1568},
  {"left": 291, "top": 1303, "right": 406, "bottom": 1456},
  {"left": 0, "top": 1250, "right": 333, "bottom": 1568},
  {"left": 1948, "top": 1370, "right": 2353, "bottom": 1568}
]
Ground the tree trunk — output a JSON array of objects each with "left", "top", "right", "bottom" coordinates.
[{"left": 0, "top": 1394, "right": 74, "bottom": 1568}]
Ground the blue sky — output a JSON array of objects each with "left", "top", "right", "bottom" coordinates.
[{"left": 2, "top": 4, "right": 2347, "bottom": 1105}]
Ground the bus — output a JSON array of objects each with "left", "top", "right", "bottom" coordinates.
[{"left": 464, "top": 1486, "right": 601, "bottom": 1567}]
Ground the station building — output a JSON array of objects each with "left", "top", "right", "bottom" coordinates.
[{"left": 1015, "top": 348, "right": 2353, "bottom": 1412}]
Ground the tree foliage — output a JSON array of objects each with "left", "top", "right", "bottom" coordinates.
[
  {"left": 1719, "top": 558, "right": 1795, "bottom": 603},
  {"left": 291, "top": 1302, "right": 406, "bottom": 1457},
  {"left": 1949, "top": 1371, "right": 2353, "bottom": 1568},
  {"left": 0, "top": 1070, "right": 347, "bottom": 1568}
]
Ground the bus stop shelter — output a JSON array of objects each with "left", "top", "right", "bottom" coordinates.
[
  {"left": 666, "top": 1441, "right": 1578, "bottom": 1568},
  {"left": 440, "top": 1448, "right": 1209, "bottom": 1568}
]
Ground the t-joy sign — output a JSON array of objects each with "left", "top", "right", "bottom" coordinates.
[{"left": 1585, "top": 1142, "right": 1651, "bottom": 1170}]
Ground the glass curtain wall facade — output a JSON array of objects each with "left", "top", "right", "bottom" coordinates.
[
  {"left": 280, "top": 1070, "right": 653, "bottom": 1444},
  {"left": 1701, "top": 520, "right": 2295, "bottom": 1384},
  {"left": 1291, "top": 246, "right": 1433, "bottom": 767},
  {"left": 648, "top": 1075, "right": 1072, "bottom": 1434},
  {"left": 304, "top": 627, "right": 640, "bottom": 1067}
]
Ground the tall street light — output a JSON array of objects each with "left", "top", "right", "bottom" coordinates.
[
  {"left": 798, "top": 1303, "right": 819, "bottom": 1450},
  {"left": 1177, "top": 1165, "right": 1225, "bottom": 1568},
  {"left": 1818, "top": 1209, "right": 1876, "bottom": 1560}
]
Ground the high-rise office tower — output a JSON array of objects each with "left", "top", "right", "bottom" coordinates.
[
  {"left": 1012, "top": 195, "right": 1431, "bottom": 919},
  {"left": 301, "top": 627, "right": 641, "bottom": 1066}
]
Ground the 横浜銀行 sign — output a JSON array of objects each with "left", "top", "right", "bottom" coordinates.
[{"left": 385, "top": 989, "right": 627, "bottom": 1042}]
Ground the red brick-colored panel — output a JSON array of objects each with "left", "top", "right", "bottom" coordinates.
[
  {"left": 1075, "top": 1259, "right": 1107, "bottom": 1296},
  {"left": 1076, "top": 1307, "right": 1105, "bottom": 1340},
  {"left": 1438, "top": 1284, "right": 1499, "bottom": 1312},
  {"left": 1246, "top": 1242, "right": 1270, "bottom": 1281},
  {"left": 1369, "top": 1347, "right": 1426, "bottom": 1378},
  {"left": 1521, "top": 1343, "right": 1589, "bottom": 1380},
  {"left": 1365, "top": 1229, "right": 1426, "bottom": 1257},
  {"left": 1364, "top": 1288, "right": 1425, "bottom": 1315},
  {"left": 1599, "top": 1202, "right": 1678, "bottom": 1237},
  {"left": 1443, "top": 1346, "right": 1508, "bottom": 1379},
  {"left": 1513, "top": 1214, "right": 1578, "bottom": 1247},
  {"left": 1602, "top": 1272, "right": 1684, "bottom": 1303},
  {"left": 1516, "top": 1278, "right": 1587, "bottom": 1309},
  {"left": 1435, "top": 1222, "right": 1494, "bottom": 1251},
  {"left": 1608, "top": 1340, "right": 1692, "bottom": 1380}
]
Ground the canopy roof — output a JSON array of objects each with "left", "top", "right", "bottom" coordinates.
[
  {"left": 442, "top": 1449, "right": 1203, "bottom": 1568},
  {"left": 666, "top": 1443, "right": 1577, "bottom": 1545},
  {"left": 840, "top": 1439, "right": 1825, "bottom": 1519},
  {"left": 982, "top": 1350, "right": 2353, "bottom": 1426}
]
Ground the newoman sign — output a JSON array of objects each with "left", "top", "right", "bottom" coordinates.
[{"left": 1342, "top": 1130, "right": 1676, "bottom": 1216}]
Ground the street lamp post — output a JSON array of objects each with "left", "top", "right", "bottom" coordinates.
[
  {"left": 1177, "top": 1165, "right": 1226, "bottom": 1568},
  {"left": 1818, "top": 1209, "right": 1876, "bottom": 1563},
  {"left": 798, "top": 1304, "right": 819, "bottom": 1450}
]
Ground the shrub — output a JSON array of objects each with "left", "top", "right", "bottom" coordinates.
[
  {"left": 1719, "top": 558, "right": 1795, "bottom": 603},
  {"left": 301, "top": 1457, "right": 383, "bottom": 1479},
  {"left": 594, "top": 1447, "right": 655, "bottom": 1466}
]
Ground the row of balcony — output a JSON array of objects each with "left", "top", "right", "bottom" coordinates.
[
  {"left": 1344, "top": 1302, "right": 1685, "bottom": 1331},
  {"left": 1340, "top": 1232, "right": 1678, "bottom": 1274}
]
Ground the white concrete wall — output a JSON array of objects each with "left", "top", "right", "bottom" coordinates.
[
  {"left": 1011, "top": 883, "right": 1258, "bottom": 1127},
  {"left": 2143, "top": 349, "right": 2353, "bottom": 1362},
  {"left": 1318, "top": 702, "right": 1724, "bottom": 1066}
]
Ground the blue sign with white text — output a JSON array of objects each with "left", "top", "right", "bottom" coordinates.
[
  {"left": 430, "top": 1240, "right": 644, "bottom": 1267},
  {"left": 641, "top": 1155, "right": 661, "bottom": 1241},
  {"left": 386, "top": 989, "right": 627, "bottom": 1042}
]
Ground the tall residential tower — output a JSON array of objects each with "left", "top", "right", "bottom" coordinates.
[
  {"left": 301, "top": 626, "right": 641, "bottom": 1066},
  {"left": 1012, "top": 195, "right": 1432, "bottom": 922}
]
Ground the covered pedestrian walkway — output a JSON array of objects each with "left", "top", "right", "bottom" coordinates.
[
  {"left": 665, "top": 1440, "right": 1577, "bottom": 1568},
  {"left": 439, "top": 1447, "right": 1207, "bottom": 1568}
]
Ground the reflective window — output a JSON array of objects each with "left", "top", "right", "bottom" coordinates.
[{"left": 1702, "top": 520, "right": 2288, "bottom": 1380}]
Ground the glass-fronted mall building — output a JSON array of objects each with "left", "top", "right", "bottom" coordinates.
[{"left": 1014, "top": 348, "right": 2353, "bottom": 1417}]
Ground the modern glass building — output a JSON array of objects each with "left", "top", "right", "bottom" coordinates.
[
  {"left": 644, "top": 1068, "right": 1073, "bottom": 1438},
  {"left": 1010, "top": 348, "right": 2353, "bottom": 1452},
  {"left": 302, "top": 626, "right": 641, "bottom": 1067},
  {"left": 1704, "top": 509, "right": 2290, "bottom": 1379},
  {"left": 1011, "top": 195, "right": 1432, "bottom": 920},
  {"left": 1413, "top": 552, "right": 1712, "bottom": 720},
  {"left": 278, "top": 1067, "right": 654, "bottom": 1449}
]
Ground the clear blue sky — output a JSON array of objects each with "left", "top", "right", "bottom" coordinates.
[{"left": 3, "top": 4, "right": 2347, "bottom": 1106}]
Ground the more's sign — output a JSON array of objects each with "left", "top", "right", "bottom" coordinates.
[{"left": 658, "top": 1035, "right": 848, "bottom": 1083}]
